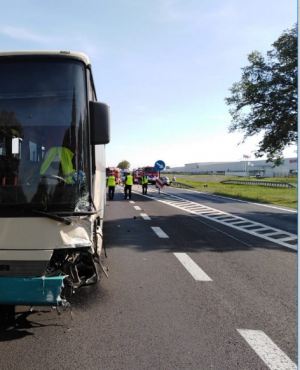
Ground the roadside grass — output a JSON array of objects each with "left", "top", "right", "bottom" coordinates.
[
  {"left": 169, "top": 175, "right": 297, "bottom": 209},
  {"left": 169, "top": 173, "right": 298, "bottom": 184}
]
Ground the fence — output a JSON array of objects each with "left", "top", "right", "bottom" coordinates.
[
  {"left": 221, "top": 180, "right": 296, "bottom": 188},
  {"left": 170, "top": 181, "right": 195, "bottom": 189}
]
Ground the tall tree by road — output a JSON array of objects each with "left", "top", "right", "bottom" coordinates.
[
  {"left": 117, "top": 160, "right": 130, "bottom": 169},
  {"left": 225, "top": 24, "right": 297, "bottom": 165}
]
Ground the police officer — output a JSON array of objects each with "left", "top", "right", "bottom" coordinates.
[
  {"left": 124, "top": 172, "right": 133, "bottom": 200},
  {"left": 141, "top": 172, "right": 148, "bottom": 195},
  {"left": 107, "top": 172, "right": 116, "bottom": 200}
]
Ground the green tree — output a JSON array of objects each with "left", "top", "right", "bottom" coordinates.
[
  {"left": 117, "top": 160, "right": 130, "bottom": 169},
  {"left": 225, "top": 24, "right": 297, "bottom": 165}
]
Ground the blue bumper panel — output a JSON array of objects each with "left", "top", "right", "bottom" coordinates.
[{"left": 0, "top": 276, "right": 66, "bottom": 306}]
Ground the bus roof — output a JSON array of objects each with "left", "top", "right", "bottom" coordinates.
[{"left": 0, "top": 50, "right": 90, "bottom": 65}]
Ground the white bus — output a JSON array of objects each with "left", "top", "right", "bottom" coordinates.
[{"left": 0, "top": 51, "right": 110, "bottom": 322}]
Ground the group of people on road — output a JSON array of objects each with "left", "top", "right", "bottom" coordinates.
[
  {"left": 107, "top": 172, "right": 177, "bottom": 200},
  {"left": 107, "top": 171, "right": 148, "bottom": 200},
  {"left": 107, "top": 171, "right": 134, "bottom": 200}
]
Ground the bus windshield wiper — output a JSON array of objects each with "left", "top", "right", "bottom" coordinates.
[{"left": 31, "top": 210, "right": 72, "bottom": 225}]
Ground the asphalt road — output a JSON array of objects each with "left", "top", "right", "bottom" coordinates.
[
  {"left": 0, "top": 185, "right": 297, "bottom": 370},
  {"left": 159, "top": 184, "right": 297, "bottom": 235}
]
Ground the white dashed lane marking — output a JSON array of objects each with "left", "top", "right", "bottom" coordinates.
[
  {"left": 134, "top": 206, "right": 141, "bottom": 210},
  {"left": 237, "top": 329, "right": 297, "bottom": 370},
  {"left": 140, "top": 213, "right": 151, "bottom": 220},
  {"left": 151, "top": 227, "right": 169, "bottom": 238},
  {"left": 173, "top": 253, "right": 212, "bottom": 281}
]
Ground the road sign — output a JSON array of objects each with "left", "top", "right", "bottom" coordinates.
[
  {"left": 156, "top": 177, "right": 164, "bottom": 189},
  {"left": 154, "top": 160, "right": 165, "bottom": 171}
]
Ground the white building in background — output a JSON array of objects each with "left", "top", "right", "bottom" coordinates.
[{"left": 169, "top": 157, "right": 297, "bottom": 177}]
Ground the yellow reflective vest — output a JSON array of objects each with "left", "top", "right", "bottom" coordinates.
[
  {"left": 125, "top": 174, "right": 133, "bottom": 185},
  {"left": 107, "top": 176, "right": 116, "bottom": 186},
  {"left": 40, "top": 147, "right": 75, "bottom": 183},
  {"left": 141, "top": 175, "right": 148, "bottom": 184}
]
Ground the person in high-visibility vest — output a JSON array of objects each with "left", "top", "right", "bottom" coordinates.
[
  {"left": 141, "top": 172, "right": 148, "bottom": 195},
  {"left": 107, "top": 172, "right": 116, "bottom": 200},
  {"left": 124, "top": 172, "right": 133, "bottom": 200},
  {"left": 40, "top": 147, "right": 76, "bottom": 183}
]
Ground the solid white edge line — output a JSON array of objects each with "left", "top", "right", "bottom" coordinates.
[
  {"left": 151, "top": 227, "right": 169, "bottom": 238},
  {"left": 237, "top": 329, "right": 297, "bottom": 370},
  {"left": 173, "top": 253, "right": 212, "bottom": 281}
]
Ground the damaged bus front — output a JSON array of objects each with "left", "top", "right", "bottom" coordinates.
[{"left": 0, "top": 51, "right": 110, "bottom": 313}]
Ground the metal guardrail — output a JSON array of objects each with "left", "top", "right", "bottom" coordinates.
[
  {"left": 221, "top": 180, "right": 296, "bottom": 188},
  {"left": 170, "top": 181, "right": 195, "bottom": 189}
]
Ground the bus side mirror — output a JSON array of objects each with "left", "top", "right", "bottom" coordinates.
[{"left": 89, "top": 101, "right": 110, "bottom": 145}]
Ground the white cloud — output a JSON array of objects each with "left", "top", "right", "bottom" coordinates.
[
  {"left": 0, "top": 26, "right": 105, "bottom": 61},
  {"left": 0, "top": 25, "right": 52, "bottom": 43},
  {"left": 74, "top": 37, "right": 105, "bottom": 60},
  {"left": 156, "top": 0, "right": 237, "bottom": 25}
]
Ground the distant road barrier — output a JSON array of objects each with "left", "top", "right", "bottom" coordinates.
[
  {"left": 170, "top": 181, "right": 195, "bottom": 189},
  {"left": 221, "top": 180, "right": 296, "bottom": 188}
]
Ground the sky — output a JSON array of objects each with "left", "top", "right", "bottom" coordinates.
[{"left": 0, "top": 0, "right": 297, "bottom": 169}]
